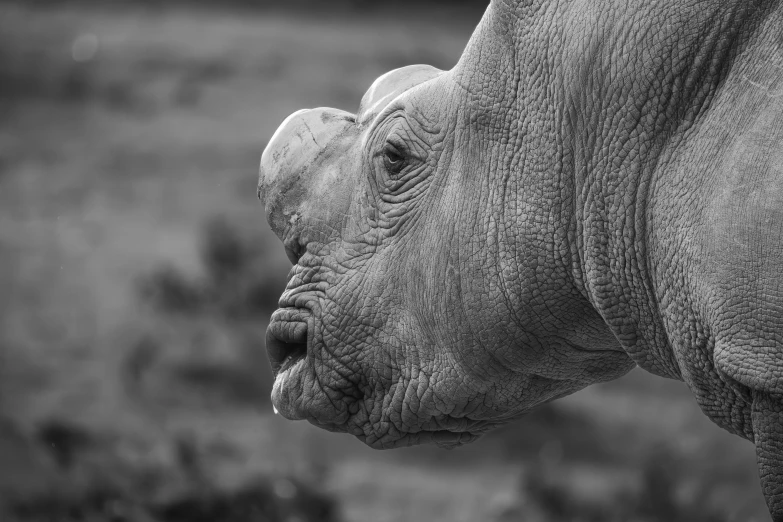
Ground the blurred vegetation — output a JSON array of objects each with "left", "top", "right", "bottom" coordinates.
[
  {"left": 505, "top": 444, "right": 736, "bottom": 522},
  {"left": 13, "top": 0, "right": 490, "bottom": 9},
  {"left": 129, "top": 215, "right": 281, "bottom": 411},
  {"left": 6, "top": 419, "right": 336, "bottom": 522},
  {"left": 0, "top": 1, "right": 770, "bottom": 521}
]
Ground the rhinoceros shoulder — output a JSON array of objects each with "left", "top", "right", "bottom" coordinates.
[{"left": 644, "top": 8, "right": 783, "bottom": 436}]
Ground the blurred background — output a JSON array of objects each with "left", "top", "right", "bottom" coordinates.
[{"left": 0, "top": 1, "right": 770, "bottom": 520}]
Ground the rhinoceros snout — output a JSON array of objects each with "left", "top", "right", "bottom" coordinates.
[{"left": 258, "top": 107, "right": 358, "bottom": 259}]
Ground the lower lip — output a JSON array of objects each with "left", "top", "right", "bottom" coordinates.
[{"left": 271, "top": 356, "right": 306, "bottom": 418}]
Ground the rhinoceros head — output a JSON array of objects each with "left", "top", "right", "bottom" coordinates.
[{"left": 257, "top": 7, "right": 634, "bottom": 449}]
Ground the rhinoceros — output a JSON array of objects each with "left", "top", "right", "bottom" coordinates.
[{"left": 257, "top": 0, "right": 783, "bottom": 517}]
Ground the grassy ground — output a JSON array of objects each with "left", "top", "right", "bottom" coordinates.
[{"left": 0, "top": 2, "right": 770, "bottom": 521}]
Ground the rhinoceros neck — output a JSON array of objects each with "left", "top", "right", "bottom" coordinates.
[
  {"left": 459, "top": 0, "right": 779, "bottom": 378},
  {"left": 556, "top": 0, "right": 778, "bottom": 378}
]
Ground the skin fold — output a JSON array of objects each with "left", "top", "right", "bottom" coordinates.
[{"left": 257, "top": 0, "right": 783, "bottom": 517}]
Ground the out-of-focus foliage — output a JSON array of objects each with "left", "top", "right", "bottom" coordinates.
[
  {"left": 4, "top": 418, "right": 336, "bottom": 522},
  {"left": 0, "top": 2, "right": 769, "bottom": 521},
  {"left": 18, "top": 0, "right": 490, "bottom": 8}
]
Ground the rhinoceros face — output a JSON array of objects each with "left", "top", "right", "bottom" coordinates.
[{"left": 258, "top": 58, "right": 633, "bottom": 448}]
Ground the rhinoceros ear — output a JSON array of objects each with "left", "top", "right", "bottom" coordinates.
[{"left": 357, "top": 64, "right": 443, "bottom": 125}]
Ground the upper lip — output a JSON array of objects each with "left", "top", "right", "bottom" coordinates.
[
  {"left": 278, "top": 265, "right": 326, "bottom": 310},
  {"left": 266, "top": 309, "right": 309, "bottom": 376}
]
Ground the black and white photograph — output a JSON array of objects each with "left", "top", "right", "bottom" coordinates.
[{"left": 1, "top": 0, "right": 782, "bottom": 520}]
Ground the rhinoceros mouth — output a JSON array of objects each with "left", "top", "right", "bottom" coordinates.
[
  {"left": 267, "top": 266, "right": 324, "bottom": 378},
  {"left": 266, "top": 307, "right": 312, "bottom": 420},
  {"left": 266, "top": 309, "right": 309, "bottom": 377}
]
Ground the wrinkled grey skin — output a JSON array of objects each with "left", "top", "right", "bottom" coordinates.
[{"left": 258, "top": 0, "right": 783, "bottom": 517}]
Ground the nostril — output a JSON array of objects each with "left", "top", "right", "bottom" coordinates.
[
  {"left": 284, "top": 245, "right": 302, "bottom": 265},
  {"left": 283, "top": 240, "right": 306, "bottom": 265}
]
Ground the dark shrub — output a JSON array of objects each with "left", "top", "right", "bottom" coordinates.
[{"left": 136, "top": 266, "right": 204, "bottom": 315}]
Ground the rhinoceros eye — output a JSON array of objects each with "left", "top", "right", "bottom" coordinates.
[{"left": 382, "top": 142, "right": 407, "bottom": 175}]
